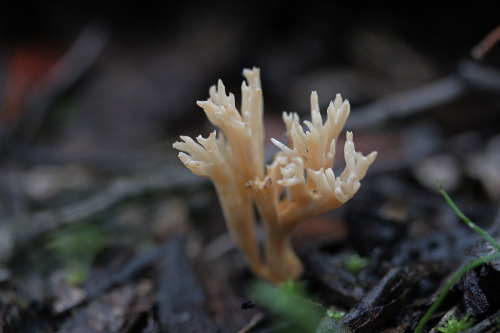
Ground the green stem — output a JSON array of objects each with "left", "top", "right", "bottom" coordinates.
[
  {"left": 414, "top": 251, "right": 500, "bottom": 333},
  {"left": 437, "top": 182, "right": 500, "bottom": 251},
  {"left": 414, "top": 183, "right": 500, "bottom": 333}
]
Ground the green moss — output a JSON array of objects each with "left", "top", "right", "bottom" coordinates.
[
  {"left": 343, "top": 253, "right": 368, "bottom": 275},
  {"left": 437, "top": 314, "right": 474, "bottom": 333},
  {"left": 250, "top": 279, "right": 324, "bottom": 332},
  {"left": 326, "top": 309, "right": 345, "bottom": 320},
  {"left": 46, "top": 224, "right": 109, "bottom": 284}
]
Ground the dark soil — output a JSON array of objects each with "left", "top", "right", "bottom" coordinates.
[{"left": 0, "top": 2, "right": 499, "bottom": 332}]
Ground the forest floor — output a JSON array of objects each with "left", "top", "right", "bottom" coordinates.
[{"left": 0, "top": 4, "right": 499, "bottom": 332}]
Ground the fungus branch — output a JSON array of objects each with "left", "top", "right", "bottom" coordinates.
[{"left": 173, "top": 68, "right": 377, "bottom": 282}]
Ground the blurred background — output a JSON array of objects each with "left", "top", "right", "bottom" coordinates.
[
  {"left": 0, "top": 1, "right": 499, "bottom": 331},
  {"left": 1, "top": 2, "right": 499, "bottom": 156}
]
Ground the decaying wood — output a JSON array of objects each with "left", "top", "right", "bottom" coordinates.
[
  {"left": 157, "top": 237, "right": 217, "bottom": 333},
  {"left": 341, "top": 267, "right": 421, "bottom": 332}
]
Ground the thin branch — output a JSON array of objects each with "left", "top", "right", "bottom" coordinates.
[
  {"left": 9, "top": 166, "right": 207, "bottom": 249},
  {"left": 347, "top": 75, "right": 466, "bottom": 130},
  {"left": 347, "top": 60, "right": 500, "bottom": 130},
  {"left": 458, "top": 60, "right": 500, "bottom": 91},
  {"left": 471, "top": 24, "right": 500, "bottom": 60}
]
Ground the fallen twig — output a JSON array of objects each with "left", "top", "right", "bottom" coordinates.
[
  {"left": 4, "top": 21, "right": 109, "bottom": 149},
  {"left": 471, "top": 24, "right": 500, "bottom": 60},
  {"left": 347, "top": 60, "right": 500, "bottom": 130},
  {"left": 347, "top": 74, "right": 466, "bottom": 130},
  {"left": 54, "top": 245, "right": 163, "bottom": 317},
  {"left": 8, "top": 166, "right": 207, "bottom": 252}
]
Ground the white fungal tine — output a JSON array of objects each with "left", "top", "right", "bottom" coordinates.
[{"left": 173, "top": 68, "right": 377, "bottom": 283}]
